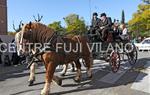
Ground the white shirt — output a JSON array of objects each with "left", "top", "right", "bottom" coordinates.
[{"left": 122, "top": 28, "right": 128, "bottom": 35}]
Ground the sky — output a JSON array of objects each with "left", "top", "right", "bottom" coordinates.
[{"left": 7, "top": 0, "right": 142, "bottom": 31}]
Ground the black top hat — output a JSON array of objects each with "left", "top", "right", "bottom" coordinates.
[
  {"left": 100, "top": 13, "right": 106, "bottom": 17},
  {"left": 93, "top": 12, "right": 98, "bottom": 16}
]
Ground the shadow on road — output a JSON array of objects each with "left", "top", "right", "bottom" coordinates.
[
  {"left": 0, "top": 64, "right": 44, "bottom": 82},
  {"left": 51, "top": 57, "right": 150, "bottom": 95},
  {"left": 0, "top": 57, "right": 150, "bottom": 95}
]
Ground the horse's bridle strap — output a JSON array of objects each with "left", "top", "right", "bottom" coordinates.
[{"left": 47, "top": 32, "right": 57, "bottom": 44}]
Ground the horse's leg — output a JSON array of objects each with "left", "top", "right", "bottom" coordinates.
[
  {"left": 70, "top": 62, "right": 75, "bottom": 72},
  {"left": 41, "top": 62, "right": 56, "bottom": 95},
  {"left": 60, "top": 64, "right": 68, "bottom": 76},
  {"left": 84, "top": 56, "right": 93, "bottom": 79},
  {"left": 28, "top": 63, "right": 36, "bottom": 86},
  {"left": 74, "top": 59, "right": 81, "bottom": 83},
  {"left": 28, "top": 50, "right": 37, "bottom": 86},
  {"left": 52, "top": 75, "right": 62, "bottom": 86}
]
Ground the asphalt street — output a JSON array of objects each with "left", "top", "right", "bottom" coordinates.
[{"left": 0, "top": 52, "right": 150, "bottom": 95}]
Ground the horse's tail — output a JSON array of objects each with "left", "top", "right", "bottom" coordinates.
[
  {"left": 74, "top": 35, "right": 81, "bottom": 43},
  {"left": 76, "top": 36, "right": 88, "bottom": 67}
]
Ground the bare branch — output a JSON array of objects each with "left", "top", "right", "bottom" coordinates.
[
  {"left": 13, "top": 20, "right": 23, "bottom": 32},
  {"left": 33, "top": 14, "right": 43, "bottom": 22},
  {"left": 33, "top": 15, "right": 38, "bottom": 22},
  {"left": 18, "top": 20, "right": 23, "bottom": 30},
  {"left": 13, "top": 21, "right": 17, "bottom": 31}
]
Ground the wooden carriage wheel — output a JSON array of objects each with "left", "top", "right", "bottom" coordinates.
[
  {"left": 127, "top": 43, "right": 138, "bottom": 65},
  {"left": 109, "top": 51, "right": 120, "bottom": 73}
]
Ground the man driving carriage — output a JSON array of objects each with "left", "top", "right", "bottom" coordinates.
[
  {"left": 89, "top": 12, "right": 129, "bottom": 42},
  {"left": 90, "top": 12, "right": 100, "bottom": 34},
  {"left": 97, "top": 13, "right": 112, "bottom": 41},
  {"left": 89, "top": 12, "right": 112, "bottom": 41}
]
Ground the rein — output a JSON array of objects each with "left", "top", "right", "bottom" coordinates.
[{"left": 26, "top": 32, "right": 62, "bottom": 68}]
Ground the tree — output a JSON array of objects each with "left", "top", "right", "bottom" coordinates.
[
  {"left": 128, "top": 4, "right": 150, "bottom": 37},
  {"left": 64, "top": 14, "right": 87, "bottom": 35},
  {"left": 13, "top": 20, "right": 23, "bottom": 32},
  {"left": 48, "top": 21, "right": 66, "bottom": 35},
  {"left": 7, "top": 32, "right": 17, "bottom": 36},
  {"left": 64, "top": 14, "right": 79, "bottom": 25},
  {"left": 142, "top": 0, "right": 150, "bottom": 4},
  {"left": 121, "top": 10, "right": 125, "bottom": 24}
]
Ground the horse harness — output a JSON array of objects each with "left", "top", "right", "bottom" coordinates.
[{"left": 27, "top": 32, "right": 67, "bottom": 68}]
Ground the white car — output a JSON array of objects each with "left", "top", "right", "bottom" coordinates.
[{"left": 134, "top": 37, "right": 150, "bottom": 51}]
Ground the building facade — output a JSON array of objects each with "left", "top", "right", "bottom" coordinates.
[{"left": 0, "top": 0, "right": 7, "bottom": 35}]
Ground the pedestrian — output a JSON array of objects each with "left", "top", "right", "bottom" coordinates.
[
  {"left": 11, "top": 39, "right": 20, "bottom": 65},
  {"left": 4, "top": 55, "right": 11, "bottom": 66},
  {"left": 0, "top": 38, "right": 4, "bottom": 64}
]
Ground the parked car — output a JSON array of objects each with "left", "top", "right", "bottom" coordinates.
[{"left": 134, "top": 37, "right": 150, "bottom": 51}]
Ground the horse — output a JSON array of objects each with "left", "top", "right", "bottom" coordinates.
[
  {"left": 15, "top": 31, "right": 38, "bottom": 85},
  {"left": 16, "top": 30, "right": 62, "bottom": 86},
  {"left": 16, "top": 31, "right": 88, "bottom": 86},
  {"left": 20, "top": 22, "right": 93, "bottom": 95}
]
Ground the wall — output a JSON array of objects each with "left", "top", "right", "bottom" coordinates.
[{"left": 0, "top": 0, "right": 7, "bottom": 35}]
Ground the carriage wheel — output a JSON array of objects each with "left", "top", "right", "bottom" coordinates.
[
  {"left": 109, "top": 51, "right": 120, "bottom": 73},
  {"left": 127, "top": 44, "right": 138, "bottom": 65}
]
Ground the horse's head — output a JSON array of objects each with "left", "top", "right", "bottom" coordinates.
[
  {"left": 19, "top": 22, "right": 36, "bottom": 56},
  {"left": 21, "top": 22, "right": 34, "bottom": 41},
  {"left": 20, "top": 22, "right": 55, "bottom": 55}
]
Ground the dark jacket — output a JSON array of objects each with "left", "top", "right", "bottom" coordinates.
[
  {"left": 91, "top": 18, "right": 100, "bottom": 28},
  {"left": 98, "top": 17, "right": 112, "bottom": 29}
]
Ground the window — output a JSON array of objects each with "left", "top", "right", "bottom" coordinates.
[{"left": 142, "top": 39, "right": 150, "bottom": 44}]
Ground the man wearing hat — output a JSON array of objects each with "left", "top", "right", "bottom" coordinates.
[
  {"left": 98, "top": 13, "right": 112, "bottom": 41},
  {"left": 90, "top": 12, "right": 100, "bottom": 34}
]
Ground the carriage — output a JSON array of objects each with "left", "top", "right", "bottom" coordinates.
[
  {"left": 87, "top": 25, "right": 138, "bottom": 73},
  {"left": 18, "top": 22, "right": 138, "bottom": 95}
]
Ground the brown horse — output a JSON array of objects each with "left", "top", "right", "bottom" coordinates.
[{"left": 20, "top": 22, "right": 93, "bottom": 95}]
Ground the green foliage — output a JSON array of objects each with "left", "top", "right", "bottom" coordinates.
[
  {"left": 64, "top": 14, "right": 79, "bottom": 25},
  {"left": 64, "top": 14, "right": 87, "bottom": 35},
  {"left": 48, "top": 21, "right": 66, "bottom": 35},
  {"left": 48, "top": 14, "right": 88, "bottom": 35},
  {"left": 128, "top": 3, "right": 150, "bottom": 37},
  {"left": 7, "top": 32, "right": 17, "bottom": 36}
]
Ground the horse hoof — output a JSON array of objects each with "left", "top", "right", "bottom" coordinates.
[
  {"left": 28, "top": 77, "right": 35, "bottom": 86},
  {"left": 40, "top": 92, "right": 49, "bottom": 95},
  {"left": 40, "top": 90, "right": 49, "bottom": 95},
  {"left": 88, "top": 74, "right": 93, "bottom": 79},
  {"left": 56, "top": 79, "right": 62, "bottom": 86},
  {"left": 28, "top": 80, "right": 34, "bottom": 86},
  {"left": 73, "top": 78, "right": 81, "bottom": 83},
  {"left": 54, "top": 76, "right": 62, "bottom": 86},
  {"left": 40, "top": 94, "right": 49, "bottom": 95},
  {"left": 60, "top": 73, "right": 65, "bottom": 76},
  {"left": 71, "top": 69, "right": 75, "bottom": 72}
]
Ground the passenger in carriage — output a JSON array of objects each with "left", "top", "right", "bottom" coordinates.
[
  {"left": 112, "top": 19, "right": 121, "bottom": 41},
  {"left": 113, "top": 20, "right": 120, "bottom": 34},
  {"left": 89, "top": 12, "right": 100, "bottom": 34},
  {"left": 97, "top": 13, "right": 112, "bottom": 41},
  {"left": 119, "top": 24, "right": 129, "bottom": 40}
]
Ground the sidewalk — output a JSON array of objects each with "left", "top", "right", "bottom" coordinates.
[{"left": 0, "top": 64, "right": 28, "bottom": 75}]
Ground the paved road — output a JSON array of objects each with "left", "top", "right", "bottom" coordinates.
[{"left": 0, "top": 52, "right": 150, "bottom": 95}]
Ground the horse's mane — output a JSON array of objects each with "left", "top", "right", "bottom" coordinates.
[{"left": 22, "top": 22, "right": 55, "bottom": 43}]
